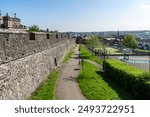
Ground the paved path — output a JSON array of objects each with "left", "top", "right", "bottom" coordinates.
[{"left": 55, "top": 45, "right": 86, "bottom": 100}]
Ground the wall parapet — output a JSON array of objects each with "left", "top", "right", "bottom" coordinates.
[{"left": 0, "top": 31, "right": 70, "bottom": 64}]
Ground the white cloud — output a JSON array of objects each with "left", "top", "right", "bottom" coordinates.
[{"left": 140, "top": 4, "right": 150, "bottom": 10}]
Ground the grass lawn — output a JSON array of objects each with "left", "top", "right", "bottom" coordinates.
[
  {"left": 77, "top": 61, "right": 133, "bottom": 100},
  {"left": 105, "top": 47, "right": 121, "bottom": 54},
  {"left": 95, "top": 47, "right": 121, "bottom": 54},
  {"left": 29, "top": 70, "right": 59, "bottom": 100},
  {"left": 63, "top": 45, "right": 77, "bottom": 63},
  {"left": 80, "top": 45, "right": 103, "bottom": 65},
  {"left": 134, "top": 49, "right": 150, "bottom": 53}
]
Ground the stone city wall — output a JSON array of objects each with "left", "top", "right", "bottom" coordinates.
[
  {"left": 0, "top": 32, "right": 69, "bottom": 64},
  {"left": 0, "top": 32, "right": 74, "bottom": 99}
]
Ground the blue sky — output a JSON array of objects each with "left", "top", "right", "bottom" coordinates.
[{"left": 1, "top": 0, "right": 150, "bottom": 32}]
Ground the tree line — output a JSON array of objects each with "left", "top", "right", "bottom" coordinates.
[{"left": 86, "top": 34, "right": 138, "bottom": 53}]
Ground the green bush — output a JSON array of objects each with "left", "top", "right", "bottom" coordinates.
[{"left": 103, "top": 59, "right": 150, "bottom": 99}]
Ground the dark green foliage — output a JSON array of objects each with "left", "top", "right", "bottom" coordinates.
[
  {"left": 86, "top": 35, "right": 100, "bottom": 49},
  {"left": 103, "top": 59, "right": 150, "bottom": 99},
  {"left": 28, "top": 25, "right": 40, "bottom": 32},
  {"left": 123, "top": 34, "right": 138, "bottom": 49}
]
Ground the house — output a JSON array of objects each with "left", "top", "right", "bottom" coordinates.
[
  {"left": 75, "top": 36, "right": 86, "bottom": 44},
  {"left": 0, "top": 12, "right": 27, "bottom": 31},
  {"left": 138, "top": 39, "right": 150, "bottom": 50}
]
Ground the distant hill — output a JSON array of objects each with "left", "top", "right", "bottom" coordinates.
[{"left": 67, "top": 30, "right": 150, "bottom": 40}]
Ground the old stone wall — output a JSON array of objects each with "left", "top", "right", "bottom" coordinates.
[
  {"left": 0, "top": 32, "right": 69, "bottom": 64},
  {"left": 0, "top": 32, "right": 74, "bottom": 99}
]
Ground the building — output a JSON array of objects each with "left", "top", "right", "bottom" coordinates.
[
  {"left": 76, "top": 36, "right": 87, "bottom": 44},
  {"left": 100, "top": 31, "right": 124, "bottom": 46},
  {"left": 101, "top": 36, "right": 124, "bottom": 46},
  {"left": 0, "top": 12, "right": 27, "bottom": 31},
  {"left": 137, "top": 39, "right": 150, "bottom": 50}
]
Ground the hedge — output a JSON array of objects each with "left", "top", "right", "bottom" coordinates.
[{"left": 103, "top": 59, "right": 150, "bottom": 99}]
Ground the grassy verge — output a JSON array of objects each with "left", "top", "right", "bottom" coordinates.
[
  {"left": 63, "top": 45, "right": 77, "bottom": 63},
  {"left": 80, "top": 45, "right": 103, "bottom": 65},
  {"left": 29, "top": 70, "right": 59, "bottom": 100},
  {"left": 77, "top": 61, "right": 133, "bottom": 100},
  {"left": 134, "top": 49, "right": 150, "bottom": 53}
]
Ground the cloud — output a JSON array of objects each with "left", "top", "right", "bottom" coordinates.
[{"left": 140, "top": 4, "right": 150, "bottom": 10}]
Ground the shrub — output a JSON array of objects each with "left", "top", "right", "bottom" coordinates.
[{"left": 103, "top": 59, "right": 150, "bottom": 99}]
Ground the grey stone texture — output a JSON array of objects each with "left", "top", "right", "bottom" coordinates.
[
  {"left": 0, "top": 32, "right": 74, "bottom": 99},
  {"left": 0, "top": 32, "right": 69, "bottom": 64}
]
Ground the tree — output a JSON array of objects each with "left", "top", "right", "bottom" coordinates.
[
  {"left": 86, "top": 35, "right": 101, "bottom": 55},
  {"left": 28, "top": 25, "right": 40, "bottom": 32},
  {"left": 123, "top": 34, "right": 138, "bottom": 50},
  {"left": 86, "top": 35, "right": 100, "bottom": 49}
]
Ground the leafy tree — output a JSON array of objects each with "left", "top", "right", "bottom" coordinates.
[
  {"left": 86, "top": 35, "right": 101, "bottom": 55},
  {"left": 86, "top": 35, "right": 100, "bottom": 49},
  {"left": 28, "top": 25, "right": 40, "bottom": 32},
  {"left": 123, "top": 34, "right": 138, "bottom": 49}
]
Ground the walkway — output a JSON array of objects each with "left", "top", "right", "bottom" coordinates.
[{"left": 55, "top": 45, "right": 86, "bottom": 100}]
